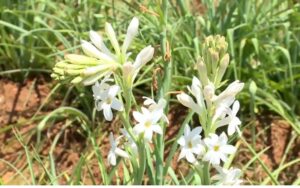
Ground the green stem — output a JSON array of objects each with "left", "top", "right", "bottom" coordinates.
[
  {"left": 156, "top": 0, "right": 171, "bottom": 184},
  {"left": 134, "top": 142, "right": 147, "bottom": 185},
  {"left": 202, "top": 162, "right": 210, "bottom": 185}
]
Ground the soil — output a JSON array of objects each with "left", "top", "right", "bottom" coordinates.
[{"left": 0, "top": 78, "right": 299, "bottom": 185}]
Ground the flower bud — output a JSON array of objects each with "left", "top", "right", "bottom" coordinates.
[
  {"left": 105, "top": 22, "right": 120, "bottom": 55},
  {"left": 71, "top": 76, "right": 83, "bottom": 84},
  {"left": 215, "top": 53, "right": 229, "bottom": 87},
  {"left": 196, "top": 58, "right": 208, "bottom": 86},
  {"left": 133, "top": 45, "right": 154, "bottom": 69},
  {"left": 122, "top": 17, "right": 139, "bottom": 53},
  {"left": 83, "top": 64, "right": 110, "bottom": 76},
  {"left": 65, "top": 54, "right": 99, "bottom": 65}
]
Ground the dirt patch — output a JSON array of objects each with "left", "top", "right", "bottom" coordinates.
[{"left": 234, "top": 113, "right": 299, "bottom": 185}]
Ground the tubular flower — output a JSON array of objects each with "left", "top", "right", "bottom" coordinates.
[
  {"left": 212, "top": 166, "right": 243, "bottom": 185},
  {"left": 132, "top": 107, "right": 163, "bottom": 142},
  {"left": 203, "top": 132, "right": 236, "bottom": 165},
  {"left": 142, "top": 96, "right": 169, "bottom": 124},
  {"left": 107, "top": 132, "right": 129, "bottom": 166},
  {"left": 177, "top": 124, "right": 205, "bottom": 163},
  {"left": 216, "top": 100, "right": 242, "bottom": 135},
  {"left": 94, "top": 84, "right": 123, "bottom": 121}
]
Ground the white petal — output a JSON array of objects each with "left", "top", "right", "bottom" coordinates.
[
  {"left": 178, "top": 148, "right": 187, "bottom": 161},
  {"left": 151, "top": 110, "right": 163, "bottom": 124},
  {"left": 81, "top": 40, "right": 114, "bottom": 62},
  {"left": 219, "top": 132, "right": 228, "bottom": 145},
  {"left": 108, "top": 85, "right": 119, "bottom": 98},
  {"left": 105, "top": 22, "right": 120, "bottom": 54},
  {"left": 111, "top": 98, "right": 123, "bottom": 111},
  {"left": 219, "top": 153, "right": 228, "bottom": 163},
  {"left": 177, "top": 136, "right": 186, "bottom": 146},
  {"left": 109, "top": 132, "right": 115, "bottom": 146},
  {"left": 133, "top": 46, "right": 154, "bottom": 69},
  {"left": 133, "top": 111, "right": 144, "bottom": 123},
  {"left": 210, "top": 153, "right": 221, "bottom": 165},
  {"left": 184, "top": 124, "right": 191, "bottom": 137},
  {"left": 133, "top": 124, "right": 145, "bottom": 134},
  {"left": 186, "top": 151, "right": 196, "bottom": 163},
  {"left": 108, "top": 151, "right": 116, "bottom": 166},
  {"left": 220, "top": 145, "right": 236, "bottom": 154},
  {"left": 216, "top": 117, "right": 231, "bottom": 128},
  {"left": 144, "top": 130, "right": 153, "bottom": 142},
  {"left": 228, "top": 123, "right": 236, "bottom": 136},
  {"left": 103, "top": 104, "right": 113, "bottom": 121},
  {"left": 143, "top": 96, "right": 155, "bottom": 106},
  {"left": 177, "top": 93, "right": 201, "bottom": 114},
  {"left": 89, "top": 30, "right": 112, "bottom": 55},
  {"left": 151, "top": 124, "right": 162, "bottom": 135},
  {"left": 232, "top": 100, "right": 240, "bottom": 116},
  {"left": 96, "top": 101, "right": 104, "bottom": 111},
  {"left": 115, "top": 148, "right": 129, "bottom": 158},
  {"left": 190, "top": 127, "right": 202, "bottom": 138},
  {"left": 122, "top": 17, "right": 139, "bottom": 53}
]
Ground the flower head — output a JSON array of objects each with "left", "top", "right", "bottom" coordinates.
[
  {"left": 94, "top": 84, "right": 123, "bottom": 121},
  {"left": 177, "top": 77, "right": 205, "bottom": 115},
  {"left": 177, "top": 124, "right": 205, "bottom": 163},
  {"left": 142, "top": 97, "right": 169, "bottom": 124},
  {"left": 203, "top": 132, "right": 236, "bottom": 165},
  {"left": 133, "top": 107, "right": 163, "bottom": 142},
  {"left": 52, "top": 17, "right": 146, "bottom": 86},
  {"left": 216, "top": 100, "right": 241, "bottom": 135},
  {"left": 212, "top": 166, "right": 243, "bottom": 185},
  {"left": 107, "top": 132, "right": 129, "bottom": 166}
]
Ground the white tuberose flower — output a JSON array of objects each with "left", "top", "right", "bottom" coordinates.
[
  {"left": 177, "top": 77, "right": 205, "bottom": 115},
  {"left": 95, "top": 85, "right": 123, "bottom": 121},
  {"left": 212, "top": 166, "right": 243, "bottom": 185},
  {"left": 122, "top": 45, "right": 154, "bottom": 86},
  {"left": 108, "top": 132, "right": 129, "bottom": 166},
  {"left": 142, "top": 97, "right": 169, "bottom": 124},
  {"left": 203, "top": 132, "right": 236, "bottom": 165},
  {"left": 216, "top": 100, "right": 241, "bottom": 135},
  {"left": 92, "top": 74, "right": 113, "bottom": 101},
  {"left": 177, "top": 124, "right": 205, "bottom": 163},
  {"left": 133, "top": 107, "right": 163, "bottom": 142}
]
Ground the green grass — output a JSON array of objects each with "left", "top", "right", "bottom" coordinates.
[{"left": 0, "top": 0, "right": 299, "bottom": 185}]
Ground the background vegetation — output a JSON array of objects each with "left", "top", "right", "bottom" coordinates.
[{"left": 0, "top": 0, "right": 299, "bottom": 185}]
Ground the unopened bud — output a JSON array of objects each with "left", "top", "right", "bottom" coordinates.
[
  {"left": 65, "top": 54, "right": 99, "bottom": 65},
  {"left": 197, "top": 58, "right": 208, "bottom": 86}
]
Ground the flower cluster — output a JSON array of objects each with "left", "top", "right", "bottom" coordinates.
[
  {"left": 176, "top": 35, "right": 244, "bottom": 185},
  {"left": 52, "top": 15, "right": 245, "bottom": 185},
  {"left": 51, "top": 17, "right": 154, "bottom": 88}
]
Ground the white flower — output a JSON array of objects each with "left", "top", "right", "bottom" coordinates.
[
  {"left": 107, "top": 132, "right": 129, "bottom": 166},
  {"left": 120, "top": 128, "right": 138, "bottom": 155},
  {"left": 203, "top": 132, "right": 236, "bottom": 165},
  {"left": 177, "top": 77, "right": 205, "bottom": 115},
  {"left": 92, "top": 74, "right": 113, "bottom": 101},
  {"left": 212, "top": 166, "right": 243, "bottom": 185},
  {"left": 123, "top": 45, "right": 154, "bottom": 86},
  {"left": 95, "top": 85, "right": 123, "bottom": 121},
  {"left": 133, "top": 107, "right": 163, "bottom": 142},
  {"left": 212, "top": 80, "right": 244, "bottom": 104},
  {"left": 177, "top": 124, "right": 205, "bottom": 163},
  {"left": 216, "top": 101, "right": 241, "bottom": 135},
  {"left": 122, "top": 17, "right": 139, "bottom": 54},
  {"left": 142, "top": 96, "right": 169, "bottom": 124}
]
